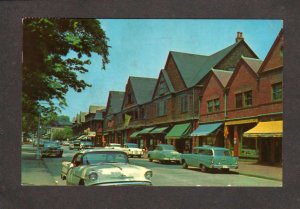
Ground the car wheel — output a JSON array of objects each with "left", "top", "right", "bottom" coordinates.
[
  {"left": 200, "top": 164, "right": 207, "bottom": 173},
  {"left": 159, "top": 160, "right": 165, "bottom": 164},
  {"left": 222, "top": 168, "right": 230, "bottom": 173},
  {"left": 138, "top": 155, "right": 142, "bottom": 158},
  {"left": 182, "top": 161, "right": 188, "bottom": 169},
  {"left": 79, "top": 179, "right": 85, "bottom": 186},
  {"left": 148, "top": 155, "right": 153, "bottom": 162}
]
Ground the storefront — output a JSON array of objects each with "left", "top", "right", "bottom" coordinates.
[
  {"left": 149, "top": 126, "right": 169, "bottom": 145},
  {"left": 243, "top": 120, "right": 282, "bottom": 164},
  {"left": 224, "top": 119, "right": 258, "bottom": 158},
  {"left": 165, "top": 123, "right": 192, "bottom": 153},
  {"left": 135, "top": 127, "right": 155, "bottom": 150},
  {"left": 190, "top": 122, "right": 223, "bottom": 147}
]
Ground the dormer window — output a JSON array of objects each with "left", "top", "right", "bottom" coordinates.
[{"left": 159, "top": 79, "right": 167, "bottom": 96}]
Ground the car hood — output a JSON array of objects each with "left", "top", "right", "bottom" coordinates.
[
  {"left": 83, "top": 163, "right": 151, "bottom": 186},
  {"left": 128, "top": 148, "right": 142, "bottom": 151}
]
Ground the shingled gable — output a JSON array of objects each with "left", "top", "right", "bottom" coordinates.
[
  {"left": 167, "top": 39, "right": 258, "bottom": 89},
  {"left": 126, "top": 76, "right": 157, "bottom": 105},
  {"left": 226, "top": 56, "right": 263, "bottom": 89},
  {"left": 258, "top": 29, "right": 283, "bottom": 74},
  {"left": 105, "top": 91, "right": 125, "bottom": 115},
  {"left": 152, "top": 69, "right": 175, "bottom": 99},
  {"left": 212, "top": 69, "right": 233, "bottom": 88},
  {"left": 88, "top": 105, "right": 105, "bottom": 114}
]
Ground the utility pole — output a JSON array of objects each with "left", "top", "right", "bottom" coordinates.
[{"left": 36, "top": 108, "right": 41, "bottom": 160}]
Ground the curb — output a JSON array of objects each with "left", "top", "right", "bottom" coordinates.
[{"left": 238, "top": 172, "right": 282, "bottom": 182}]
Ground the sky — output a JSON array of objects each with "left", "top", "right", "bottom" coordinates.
[{"left": 60, "top": 19, "right": 283, "bottom": 120}]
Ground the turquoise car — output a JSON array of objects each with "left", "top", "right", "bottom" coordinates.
[
  {"left": 181, "top": 146, "right": 238, "bottom": 172},
  {"left": 147, "top": 144, "right": 181, "bottom": 164}
]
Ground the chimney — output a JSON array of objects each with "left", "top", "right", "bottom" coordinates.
[{"left": 235, "top": 32, "right": 244, "bottom": 42}]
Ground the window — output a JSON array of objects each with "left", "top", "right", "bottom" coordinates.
[
  {"left": 159, "top": 79, "right": 167, "bottom": 95},
  {"left": 157, "top": 100, "right": 166, "bottom": 116},
  {"left": 235, "top": 93, "right": 243, "bottom": 108},
  {"left": 180, "top": 95, "right": 188, "bottom": 113},
  {"left": 272, "top": 82, "right": 282, "bottom": 101},
  {"left": 214, "top": 99, "right": 220, "bottom": 112},
  {"left": 207, "top": 100, "right": 213, "bottom": 113},
  {"left": 244, "top": 91, "right": 252, "bottom": 107}
]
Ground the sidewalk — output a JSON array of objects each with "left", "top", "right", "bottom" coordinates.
[
  {"left": 21, "top": 145, "right": 58, "bottom": 186},
  {"left": 237, "top": 159, "right": 282, "bottom": 181}
]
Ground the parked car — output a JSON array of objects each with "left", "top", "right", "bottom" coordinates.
[
  {"left": 62, "top": 141, "right": 70, "bottom": 146},
  {"left": 69, "top": 140, "right": 81, "bottom": 150},
  {"left": 41, "top": 141, "right": 63, "bottom": 158},
  {"left": 80, "top": 141, "right": 94, "bottom": 149},
  {"left": 123, "top": 143, "right": 143, "bottom": 158},
  {"left": 61, "top": 149, "right": 153, "bottom": 186},
  {"left": 180, "top": 146, "right": 238, "bottom": 172},
  {"left": 104, "top": 143, "right": 123, "bottom": 150},
  {"left": 147, "top": 144, "right": 181, "bottom": 164}
]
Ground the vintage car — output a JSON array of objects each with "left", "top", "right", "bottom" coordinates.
[
  {"left": 123, "top": 143, "right": 143, "bottom": 158},
  {"left": 180, "top": 146, "right": 238, "bottom": 172},
  {"left": 80, "top": 141, "right": 94, "bottom": 149},
  {"left": 147, "top": 144, "right": 181, "bottom": 164},
  {"left": 41, "top": 141, "right": 63, "bottom": 158},
  {"left": 69, "top": 140, "right": 81, "bottom": 150},
  {"left": 61, "top": 149, "right": 153, "bottom": 186},
  {"left": 104, "top": 143, "right": 123, "bottom": 150}
]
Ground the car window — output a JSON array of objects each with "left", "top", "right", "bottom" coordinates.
[
  {"left": 214, "top": 150, "right": 231, "bottom": 156},
  {"left": 82, "top": 151, "right": 129, "bottom": 165},
  {"left": 127, "top": 144, "right": 138, "bottom": 148}
]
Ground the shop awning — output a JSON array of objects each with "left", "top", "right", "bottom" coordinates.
[
  {"left": 165, "top": 123, "right": 191, "bottom": 139},
  {"left": 150, "top": 127, "right": 169, "bottom": 134},
  {"left": 243, "top": 120, "right": 283, "bottom": 138},
  {"left": 130, "top": 130, "right": 141, "bottom": 139},
  {"left": 190, "top": 122, "right": 222, "bottom": 136},
  {"left": 77, "top": 135, "right": 86, "bottom": 140},
  {"left": 138, "top": 127, "right": 155, "bottom": 135}
]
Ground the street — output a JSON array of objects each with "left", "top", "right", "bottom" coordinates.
[{"left": 21, "top": 144, "right": 282, "bottom": 187}]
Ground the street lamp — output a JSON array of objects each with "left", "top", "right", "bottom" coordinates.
[{"left": 36, "top": 107, "right": 42, "bottom": 160}]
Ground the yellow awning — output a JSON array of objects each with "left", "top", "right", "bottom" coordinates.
[{"left": 243, "top": 121, "right": 283, "bottom": 138}]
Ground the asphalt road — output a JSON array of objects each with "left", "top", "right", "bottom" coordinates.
[{"left": 22, "top": 145, "right": 282, "bottom": 187}]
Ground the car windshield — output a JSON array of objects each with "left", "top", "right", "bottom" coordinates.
[
  {"left": 44, "top": 142, "right": 59, "bottom": 147},
  {"left": 127, "top": 144, "right": 138, "bottom": 148},
  {"left": 160, "top": 144, "right": 176, "bottom": 150},
  {"left": 82, "top": 151, "right": 129, "bottom": 165},
  {"left": 82, "top": 141, "right": 92, "bottom": 145},
  {"left": 214, "top": 150, "right": 231, "bottom": 156}
]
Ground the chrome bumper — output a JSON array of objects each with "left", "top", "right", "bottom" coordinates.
[{"left": 93, "top": 181, "right": 152, "bottom": 186}]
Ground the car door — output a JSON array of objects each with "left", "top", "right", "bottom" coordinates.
[
  {"left": 152, "top": 146, "right": 161, "bottom": 160},
  {"left": 68, "top": 153, "right": 83, "bottom": 185},
  {"left": 189, "top": 148, "right": 199, "bottom": 166}
]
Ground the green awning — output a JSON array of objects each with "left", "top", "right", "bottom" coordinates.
[
  {"left": 190, "top": 122, "right": 222, "bottom": 136},
  {"left": 165, "top": 123, "right": 191, "bottom": 139},
  {"left": 150, "top": 127, "right": 169, "bottom": 134},
  {"left": 130, "top": 130, "right": 141, "bottom": 139},
  {"left": 138, "top": 127, "right": 155, "bottom": 135}
]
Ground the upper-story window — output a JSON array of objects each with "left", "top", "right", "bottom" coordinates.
[
  {"left": 180, "top": 95, "right": 188, "bottom": 113},
  {"left": 157, "top": 100, "right": 166, "bottom": 117},
  {"left": 244, "top": 91, "right": 252, "bottom": 107},
  {"left": 235, "top": 91, "right": 252, "bottom": 108},
  {"left": 207, "top": 98, "right": 220, "bottom": 113},
  {"left": 272, "top": 82, "right": 282, "bottom": 101},
  {"left": 159, "top": 79, "right": 167, "bottom": 96}
]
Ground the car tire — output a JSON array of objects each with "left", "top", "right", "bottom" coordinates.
[
  {"left": 200, "top": 164, "right": 207, "bottom": 173},
  {"left": 182, "top": 161, "right": 188, "bottom": 169},
  {"left": 148, "top": 155, "right": 153, "bottom": 162},
  {"left": 79, "top": 179, "right": 85, "bottom": 186},
  {"left": 159, "top": 160, "right": 165, "bottom": 164},
  {"left": 138, "top": 155, "right": 142, "bottom": 158},
  {"left": 222, "top": 168, "right": 230, "bottom": 173}
]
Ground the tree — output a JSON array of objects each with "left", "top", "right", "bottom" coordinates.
[
  {"left": 52, "top": 127, "right": 73, "bottom": 141},
  {"left": 22, "top": 18, "right": 110, "bottom": 131}
]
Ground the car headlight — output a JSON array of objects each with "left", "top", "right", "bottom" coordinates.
[
  {"left": 88, "top": 172, "right": 98, "bottom": 181},
  {"left": 144, "top": 171, "right": 153, "bottom": 180}
]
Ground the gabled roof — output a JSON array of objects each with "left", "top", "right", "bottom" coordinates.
[
  {"left": 226, "top": 57, "right": 262, "bottom": 88},
  {"left": 169, "top": 40, "right": 257, "bottom": 88},
  {"left": 106, "top": 91, "right": 125, "bottom": 115},
  {"left": 161, "top": 70, "right": 175, "bottom": 93},
  {"left": 211, "top": 69, "right": 233, "bottom": 88},
  {"left": 242, "top": 57, "right": 263, "bottom": 73},
  {"left": 129, "top": 76, "right": 157, "bottom": 105},
  {"left": 88, "top": 105, "right": 105, "bottom": 114},
  {"left": 94, "top": 109, "right": 105, "bottom": 120},
  {"left": 80, "top": 112, "right": 87, "bottom": 123},
  {"left": 258, "top": 29, "right": 283, "bottom": 74}
]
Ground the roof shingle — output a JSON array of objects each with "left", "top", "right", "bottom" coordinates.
[{"left": 129, "top": 76, "right": 157, "bottom": 105}]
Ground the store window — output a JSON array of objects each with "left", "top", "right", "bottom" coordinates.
[
  {"left": 235, "top": 93, "right": 243, "bottom": 108},
  {"left": 272, "top": 82, "right": 282, "bottom": 101}
]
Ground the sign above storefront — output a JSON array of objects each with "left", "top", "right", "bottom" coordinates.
[{"left": 225, "top": 118, "right": 258, "bottom": 126}]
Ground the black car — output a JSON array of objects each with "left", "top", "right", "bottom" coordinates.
[{"left": 41, "top": 141, "right": 63, "bottom": 158}]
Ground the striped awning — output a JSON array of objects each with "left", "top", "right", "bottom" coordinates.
[
  {"left": 165, "top": 123, "right": 191, "bottom": 140},
  {"left": 150, "top": 127, "right": 169, "bottom": 134},
  {"left": 130, "top": 130, "right": 141, "bottom": 139},
  {"left": 138, "top": 127, "right": 155, "bottom": 135},
  {"left": 190, "top": 123, "right": 222, "bottom": 136}
]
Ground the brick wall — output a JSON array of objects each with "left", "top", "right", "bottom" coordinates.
[
  {"left": 165, "top": 56, "right": 186, "bottom": 91},
  {"left": 262, "top": 35, "right": 283, "bottom": 72}
]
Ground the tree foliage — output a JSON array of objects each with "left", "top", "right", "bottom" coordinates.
[
  {"left": 22, "top": 18, "right": 110, "bottom": 131},
  {"left": 52, "top": 127, "right": 73, "bottom": 141}
]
